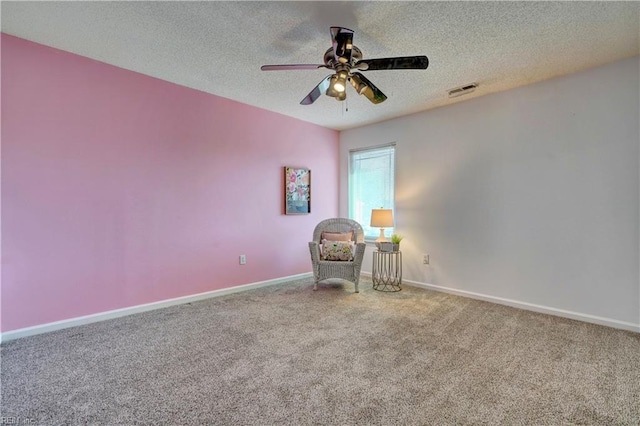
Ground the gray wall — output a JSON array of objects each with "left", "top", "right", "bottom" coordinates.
[{"left": 340, "top": 57, "right": 639, "bottom": 329}]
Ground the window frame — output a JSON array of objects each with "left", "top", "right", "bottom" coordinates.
[{"left": 348, "top": 143, "right": 396, "bottom": 242}]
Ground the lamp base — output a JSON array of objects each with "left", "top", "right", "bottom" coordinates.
[{"left": 375, "top": 228, "right": 388, "bottom": 250}]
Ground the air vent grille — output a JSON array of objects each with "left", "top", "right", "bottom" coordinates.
[{"left": 448, "top": 83, "right": 478, "bottom": 98}]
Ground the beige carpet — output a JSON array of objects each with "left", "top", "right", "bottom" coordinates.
[{"left": 2, "top": 277, "right": 639, "bottom": 425}]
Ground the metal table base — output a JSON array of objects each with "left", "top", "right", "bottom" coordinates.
[{"left": 372, "top": 250, "right": 402, "bottom": 292}]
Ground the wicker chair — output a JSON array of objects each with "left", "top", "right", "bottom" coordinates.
[{"left": 308, "top": 218, "right": 366, "bottom": 293}]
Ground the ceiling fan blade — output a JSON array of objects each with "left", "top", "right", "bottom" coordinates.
[
  {"left": 261, "top": 64, "right": 328, "bottom": 71},
  {"left": 354, "top": 56, "right": 429, "bottom": 71},
  {"left": 350, "top": 72, "right": 387, "bottom": 104},
  {"left": 330, "top": 27, "right": 354, "bottom": 64},
  {"left": 300, "top": 75, "right": 332, "bottom": 105}
]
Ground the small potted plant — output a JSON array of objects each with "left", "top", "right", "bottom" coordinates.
[
  {"left": 380, "top": 234, "right": 403, "bottom": 252},
  {"left": 390, "top": 234, "right": 403, "bottom": 251}
]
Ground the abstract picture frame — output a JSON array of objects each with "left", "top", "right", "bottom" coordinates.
[{"left": 284, "top": 167, "right": 311, "bottom": 215}]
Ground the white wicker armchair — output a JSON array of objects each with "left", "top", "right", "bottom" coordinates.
[{"left": 308, "top": 218, "right": 366, "bottom": 293}]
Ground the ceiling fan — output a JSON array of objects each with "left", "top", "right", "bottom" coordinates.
[{"left": 261, "top": 27, "right": 429, "bottom": 105}]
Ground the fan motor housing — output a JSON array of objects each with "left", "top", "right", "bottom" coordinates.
[{"left": 324, "top": 46, "right": 363, "bottom": 68}]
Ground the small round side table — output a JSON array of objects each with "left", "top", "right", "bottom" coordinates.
[{"left": 372, "top": 250, "right": 402, "bottom": 292}]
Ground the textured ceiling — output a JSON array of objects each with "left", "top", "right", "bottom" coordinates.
[{"left": 2, "top": 1, "right": 639, "bottom": 130}]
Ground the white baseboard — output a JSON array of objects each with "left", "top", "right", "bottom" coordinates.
[
  {"left": 1, "top": 273, "right": 312, "bottom": 343},
  {"left": 401, "top": 278, "right": 640, "bottom": 333},
  {"left": 4, "top": 272, "right": 636, "bottom": 343}
]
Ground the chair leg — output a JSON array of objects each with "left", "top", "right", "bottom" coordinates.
[
  {"left": 313, "top": 282, "right": 318, "bottom": 291},
  {"left": 355, "top": 282, "right": 359, "bottom": 293}
]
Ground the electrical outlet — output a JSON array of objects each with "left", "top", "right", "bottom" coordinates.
[
  {"left": 422, "top": 254, "right": 429, "bottom": 265},
  {"left": 239, "top": 255, "right": 246, "bottom": 265}
]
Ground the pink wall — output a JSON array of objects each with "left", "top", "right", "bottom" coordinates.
[{"left": 1, "top": 34, "right": 339, "bottom": 332}]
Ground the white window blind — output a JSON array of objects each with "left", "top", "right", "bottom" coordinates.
[{"left": 349, "top": 144, "right": 395, "bottom": 240}]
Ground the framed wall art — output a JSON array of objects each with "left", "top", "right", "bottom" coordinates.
[{"left": 284, "top": 167, "right": 311, "bottom": 215}]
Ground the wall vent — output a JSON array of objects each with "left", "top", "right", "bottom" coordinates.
[{"left": 448, "top": 83, "right": 478, "bottom": 98}]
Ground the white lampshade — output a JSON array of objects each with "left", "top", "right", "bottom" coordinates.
[
  {"left": 370, "top": 209, "right": 394, "bottom": 228},
  {"left": 370, "top": 209, "right": 394, "bottom": 246}
]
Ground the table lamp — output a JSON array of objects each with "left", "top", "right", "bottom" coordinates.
[{"left": 370, "top": 208, "right": 394, "bottom": 248}]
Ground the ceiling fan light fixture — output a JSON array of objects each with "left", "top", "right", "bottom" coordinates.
[
  {"left": 350, "top": 73, "right": 367, "bottom": 94},
  {"left": 333, "top": 81, "right": 346, "bottom": 92},
  {"left": 326, "top": 75, "right": 341, "bottom": 98},
  {"left": 334, "top": 70, "right": 349, "bottom": 93}
]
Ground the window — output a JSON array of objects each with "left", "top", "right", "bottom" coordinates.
[{"left": 349, "top": 144, "right": 395, "bottom": 240}]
